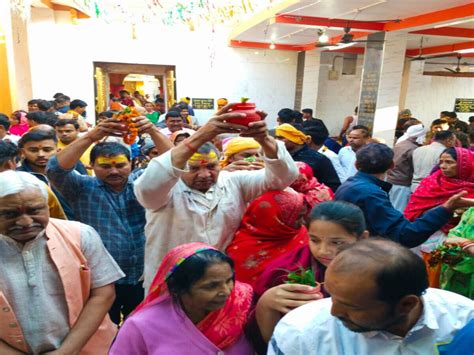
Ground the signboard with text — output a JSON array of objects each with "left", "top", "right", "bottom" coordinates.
[
  {"left": 454, "top": 98, "right": 474, "bottom": 113},
  {"left": 192, "top": 98, "right": 215, "bottom": 110}
]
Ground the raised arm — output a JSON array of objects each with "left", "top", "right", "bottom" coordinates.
[
  {"left": 170, "top": 104, "right": 249, "bottom": 169},
  {"left": 55, "top": 117, "right": 169, "bottom": 170},
  {"left": 134, "top": 104, "right": 250, "bottom": 209},
  {"left": 338, "top": 115, "right": 354, "bottom": 141}
]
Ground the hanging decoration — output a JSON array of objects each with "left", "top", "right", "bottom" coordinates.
[{"left": 92, "top": 0, "right": 282, "bottom": 27}]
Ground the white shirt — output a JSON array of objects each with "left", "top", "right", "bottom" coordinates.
[
  {"left": 134, "top": 141, "right": 298, "bottom": 290},
  {"left": 411, "top": 142, "right": 446, "bottom": 192},
  {"left": 319, "top": 146, "right": 347, "bottom": 183},
  {"left": 269, "top": 288, "right": 474, "bottom": 355},
  {"left": 159, "top": 127, "right": 196, "bottom": 138},
  {"left": 338, "top": 146, "right": 357, "bottom": 182},
  {"left": 1, "top": 134, "right": 20, "bottom": 144}
]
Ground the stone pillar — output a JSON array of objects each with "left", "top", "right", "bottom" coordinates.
[
  {"left": 358, "top": 31, "right": 408, "bottom": 146},
  {"left": 294, "top": 50, "right": 321, "bottom": 112}
]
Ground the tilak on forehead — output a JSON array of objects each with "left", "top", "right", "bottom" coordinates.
[
  {"left": 188, "top": 151, "right": 218, "bottom": 166},
  {"left": 96, "top": 155, "right": 129, "bottom": 165}
]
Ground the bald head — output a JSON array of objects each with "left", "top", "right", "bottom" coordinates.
[
  {"left": 31, "top": 124, "right": 56, "bottom": 135},
  {"left": 328, "top": 239, "right": 428, "bottom": 304}
]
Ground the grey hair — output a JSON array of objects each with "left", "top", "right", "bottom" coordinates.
[{"left": 0, "top": 171, "right": 48, "bottom": 200}]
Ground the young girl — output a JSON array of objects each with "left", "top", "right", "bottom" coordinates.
[{"left": 249, "top": 201, "right": 368, "bottom": 353}]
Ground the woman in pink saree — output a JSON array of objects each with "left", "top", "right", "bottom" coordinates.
[
  {"left": 110, "top": 243, "right": 254, "bottom": 354},
  {"left": 8, "top": 110, "right": 29, "bottom": 136}
]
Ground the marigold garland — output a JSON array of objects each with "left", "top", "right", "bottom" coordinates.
[{"left": 114, "top": 106, "right": 139, "bottom": 144}]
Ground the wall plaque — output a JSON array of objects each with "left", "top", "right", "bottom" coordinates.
[
  {"left": 454, "top": 98, "right": 474, "bottom": 113},
  {"left": 192, "top": 98, "right": 215, "bottom": 110}
]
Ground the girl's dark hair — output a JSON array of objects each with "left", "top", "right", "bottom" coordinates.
[
  {"left": 309, "top": 201, "right": 366, "bottom": 237},
  {"left": 166, "top": 249, "right": 234, "bottom": 296},
  {"left": 442, "top": 147, "right": 457, "bottom": 160}
]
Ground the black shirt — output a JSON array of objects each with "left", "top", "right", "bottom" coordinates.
[
  {"left": 451, "top": 120, "right": 469, "bottom": 134},
  {"left": 291, "top": 144, "right": 341, "bottom": 192}
]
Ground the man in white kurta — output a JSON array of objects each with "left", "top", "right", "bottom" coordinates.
[
  {"left": 134, "top": 105, "right": 299, "bottom": 290},
  {"left": 269, "top": 239, "right": 474, "bottom": 355}
]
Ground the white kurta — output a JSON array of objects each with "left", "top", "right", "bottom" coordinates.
[{"left": 134, "top": 141, "right": 298, "bottom": 290}]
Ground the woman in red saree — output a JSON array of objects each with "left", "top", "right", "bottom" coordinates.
[
  {"left": 110, "top": 243, "right": 254, "bottom": 354},
  {"left": 404, "top": 147, "right": 474, "bottom": 287},
  {"left": 248, "top": 201, "right": 368, "bottom": 354},
  {"left": 290, "top": 161, "right": 333, "bottom": 209},
  {"left": 226, "top": 190, "right": 309, "bottom": 287}
]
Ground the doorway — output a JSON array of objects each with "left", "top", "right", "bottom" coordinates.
[{"left": 93, "top": 62, "right": 176, "bottom": 116}]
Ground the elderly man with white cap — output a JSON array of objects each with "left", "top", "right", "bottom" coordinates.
[
  {"left": 0, "top": 170, "right": 124, "bottom": 354},
  {"left": 387, "top": 123, "right": 427, "bottom": 212}
]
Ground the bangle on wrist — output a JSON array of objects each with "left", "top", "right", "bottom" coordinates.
[
  {"left": 182, "top": 138, "right": 197, "bottom": 153},
  {"left": 460, "top": 241, "right": 474, "bottom": 250}
]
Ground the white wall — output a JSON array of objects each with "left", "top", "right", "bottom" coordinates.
[
  {"left": 315, "top": 52, "right": 474, "bottom": 136},
  {"left": 316, "top": 52, "right": 363, "bottom": 136},
  {"left": 27, "top": 8, "right": 297, "bottom": 127},
  {"left": 404, "top": 61, "right": 474, "bottom": 124}
]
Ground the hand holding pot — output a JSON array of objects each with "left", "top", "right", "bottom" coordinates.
[
  {"left": 258, "top": 283, "right": 323, "bottom": 314},
  {"left": 223, "top": 159, "right": 265, "bottom": 172},
  {"left": 195, "top": 103, "right": 249, "bottom": 142}
]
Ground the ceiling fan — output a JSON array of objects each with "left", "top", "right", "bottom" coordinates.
[
  {"left": 316, "top": 27, "right": 384, "bottom": 48},
  {"left": 410, "top": 37, "right": 454, "bottom": 61},
  {"left": 425, "top": 55, "right": 474, "bottom": 74},
  {"left": 340, "top": 27, "right": 384, "bottom": 44}
]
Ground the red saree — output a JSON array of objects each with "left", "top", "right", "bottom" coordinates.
[
  {"left": 133, "top": 242, "right": 253, "bottom": 350},
  {"left": 291, "top": 162, "right": 333, "bottom": 209},
  {"left": 405, "top": 148, "right": 474, "bottom": 233},
  {"left": 226, "top": 190, "right": 309, "bottom": 287}
]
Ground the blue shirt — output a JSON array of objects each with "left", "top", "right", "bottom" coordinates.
[
  {"left": 334, "top": 172, "right": 452, "bottom": 247},
  {"left": 46, "top": 156, "right": 146, "bottom": 284}
]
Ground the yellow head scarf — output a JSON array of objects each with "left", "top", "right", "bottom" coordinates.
[
  {"left": 275, "top": 124, "right": 310, "bottom": 145},
  {"left": 217, "top": 98, "right": 228, "bottom": 109},
  {"left": 220, "top": 137, "right": 261, "bottom": 168}
]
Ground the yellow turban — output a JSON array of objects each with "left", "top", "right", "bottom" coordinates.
[
  {"left": 275, "top": 124, "right": 310, "bottom": 145},
  {"left": 220, "top": 137, "right": 261, "bottom": 168},
  {"left": 180, "top": 97, "right": 191, "bottom": 104}
]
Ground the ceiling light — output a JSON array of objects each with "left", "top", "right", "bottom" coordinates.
[
  {"left": 269, "top": 43, "right": 276, "bottom": 50},
  {"left": 270, "top": 33, "right": 277, "bottom": 41},
  {"left": 457, "top": 48, "right": 474, "bottom": 54},
  {"left": 434, "top": 18, "right": 474, "bottom": 28},
  {"left": 319, "top": 33, "right": 329, "bottom": 43}
]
